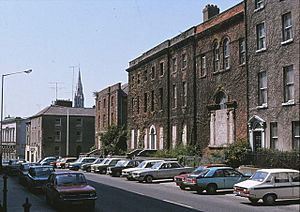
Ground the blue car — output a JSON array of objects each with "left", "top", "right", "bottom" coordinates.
[
  {"left": 26, "top": 165, "right": 55, "bottom": 191},
  {"left": 183, "top": 166, "right": 250, "bottom": 194}
]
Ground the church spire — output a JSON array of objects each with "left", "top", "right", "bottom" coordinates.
[{"left": 74, "top": 68, "right": 84, "bottom": 108}]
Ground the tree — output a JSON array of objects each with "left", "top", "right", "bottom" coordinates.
[{"left": 100, "top": 125, "right": 127, "bottom": 156}]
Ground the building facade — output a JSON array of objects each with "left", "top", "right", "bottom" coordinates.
[
  {"left": 126, "top": 3, "right": 247, "bottom": 152},
  {"left": 1, "top": 117, "right": 27, "bottom": 160},
  {"left": 94, "top": 83, "right": 128, "bottom": 149},
  {"left": 28, "top": 100, "right": 95, "bottom": 161},
  {"left": 246, "top": 0, "right": 300, "bottom": 151}
]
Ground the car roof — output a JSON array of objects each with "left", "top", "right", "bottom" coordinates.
[
  {"left": 144, "top": 159, "right": 164, "bottom": 162},
  {"left": 256, "top": 168, "right": 299, "bottom": 173},
  {"left": 30, "top": 165, "right": 53, "bottom": 169},
  {"left": 52, "top": 171, "right": 83, "bottom": 176},
  {"left": 207, "top": 166, "right": 233, "bottom": 170}
]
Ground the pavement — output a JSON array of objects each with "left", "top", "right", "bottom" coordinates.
[{"left": 0, "top": 173, "right": 55, "bottom": 212}]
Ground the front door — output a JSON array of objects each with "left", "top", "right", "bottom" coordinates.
[{"left": 253, "top": 131, "right": 262, "bottom": 151}]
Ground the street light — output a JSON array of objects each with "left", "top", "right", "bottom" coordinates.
[{"left": 0, "top": 69, "right": 32, "bottom": 173}]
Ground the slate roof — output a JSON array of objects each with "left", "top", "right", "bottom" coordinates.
[{"left": 31, "top": 105, "right": 95, "bottom": 118}]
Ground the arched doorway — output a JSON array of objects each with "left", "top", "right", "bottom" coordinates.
[{"left": 149, "top": 125, "right": 156, "bottom": 150}]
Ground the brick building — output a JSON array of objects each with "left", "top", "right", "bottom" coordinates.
[
  {"left": 246, "top": 0, "right": 299, "bottom": 151},
  {"left": 126, "top": 3, "right": 247, "bottom": 152},
  {"left": 94, "top": 83, "right": 128, "bottom": 149}
]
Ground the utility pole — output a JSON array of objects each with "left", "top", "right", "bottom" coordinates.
[
  {"left": 48, "top": 82, "right": 64, "bottom": 101},
  {"left": 69, "top": 65, "right": 78, "bottom": 104}
]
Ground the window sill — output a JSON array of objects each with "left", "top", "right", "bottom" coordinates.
[
  {"left": 281, "top": 39, "right": 293, "bottom": 46},
  {"left": 256, "top": 104, "right": 268, "bottom": 109},
  {"left": 282, "top": 100, "right": 295, "bottom": 106},
  {"left": 254, "top": 6, "right": 264, "bottom": 13},
  {"left": 239, "top": 63, "right": 245, "bottom": 67},
  {"left": 256, "top": 48, "right": 266, "bottom": 53}
]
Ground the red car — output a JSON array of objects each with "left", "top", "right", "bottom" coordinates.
[{"left": 174, "top": 164, "right": 226, "bottom": 190}]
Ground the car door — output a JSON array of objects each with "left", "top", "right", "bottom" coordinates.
[
  {"left": 223, "top": 169, "right": 243, "bottom": 189},
  {"left": 211, "top": 169, "right": 225, "bottom": 189},
  {"left": 157, "top": 163, "right": 169, "bottom": 179},
  {"left": 273, "top": 172, "right": 291, "bottom": 199},
  {"left": 290, "top": 172, "right": 300, "bottom": 198}
]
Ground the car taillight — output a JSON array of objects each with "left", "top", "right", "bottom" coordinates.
[{"left": 192, "top": 178, "right": 197, "bottom": 184}]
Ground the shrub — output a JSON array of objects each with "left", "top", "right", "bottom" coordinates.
[{"left": 224, "top": 140, "right": 252, "bottom": 168}]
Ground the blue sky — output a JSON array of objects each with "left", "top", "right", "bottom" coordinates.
[{"left": 0, "top": 0, "right": 241, "bottom": 117}]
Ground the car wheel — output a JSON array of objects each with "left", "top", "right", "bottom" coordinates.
[
  {"left": 263, "top": 194, "right": 276, "bottom": 205},
  {"left": 248, "top": 198, "right": 259, "bottom": 204},
  {"left": 115, "top": 171, "right": 121, "bottom": 177},
  {"left": 101, "top": 169, "right": 107, "bottom": 174},
  {"left": 86, "top": 167, "right": 91, "bottom": 172},
  {"left": 145, "top": 175, "right": 153, "bottom": 183},
  {"left": 179, "top": 185, "right": 186, "bottom": 190},
  {"left": 196, "top": 188, "right": 203, "bottom": 194},
  {"left": 206, "top": 184, "right": 217, "bottom": 194}
]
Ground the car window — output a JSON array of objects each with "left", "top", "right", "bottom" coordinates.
[
  {"left": 224, "top": 169, "right": 241, "bottom": 177},
  {"left": 56, "top": 173, "right": 87, "bottom": 186},
  {"left": 170, "top": 163, "right": 180, "bottom": 168},
  {"left": 110, "top": 160, "right": 119, "bottom": 166},
  {"left": 213, "top": 170, "right": 225, "bottom": 177},
  {"left": 250, "top": 171, "right": 268, "bottom": 182},
  {"left": 274, "top": 172, "right": 289, "bottom": 183},
  {"left": 35, "top": 167, "right": 54, "bottom": 177},
  {"left": 290, "top": 173, "right": 300, "bottom": 182}
]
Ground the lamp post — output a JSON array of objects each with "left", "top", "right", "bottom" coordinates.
[{"left": 0, "top": 69, "right": 32, "bottom": 173}]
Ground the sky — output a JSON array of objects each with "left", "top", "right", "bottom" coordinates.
[{"left": 0, "top": 0, "right": 242, "bottom": 118}]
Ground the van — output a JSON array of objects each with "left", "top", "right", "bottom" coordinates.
[{"left": 234, "top": 168, "right": 299, "bottom": 205}]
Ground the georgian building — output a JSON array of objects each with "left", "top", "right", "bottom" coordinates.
[
  {"left": 246, "top": 0, "right": 299, "bottom": 151},
  {"left": 126, "top": 3, "right": 247, "bottom": 152},
  {"left": 28, "top": 100, "right": 95, "bottom": 161},
  {"left": 94, "top": 83, "right": 128, "bottom": 149}
]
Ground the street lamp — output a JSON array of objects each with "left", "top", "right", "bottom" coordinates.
[{"left": 0, "top": 69, "right": 32, "bottom": 173}]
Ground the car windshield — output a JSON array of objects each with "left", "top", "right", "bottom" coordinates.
[
  {"left": 151, "top": 161, "right": 163, "bottom": 169},
  {"left": 250, "top": 171, "right": 268, "bottom": 182},
  {"left": 192, "top": 166, "right": 206, "bottom": 174},
  {"left": 31, "top": 167, "right": 53, "bottom": 177},
  {"left": 137, "top": 161, "right": 147, "bottom": 168},
  {"left": 56, "top": 173, "right": 87, "bottom": 186},
  {"left": 93, "top": 158, "right": 103, "bottom": 164},
  {"left": 115, "top": 160, "right": 128, "bottom": 167}
]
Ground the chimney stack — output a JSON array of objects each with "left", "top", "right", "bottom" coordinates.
[{"left": 203, "top": 4, "right": 220, "bottom": 22}]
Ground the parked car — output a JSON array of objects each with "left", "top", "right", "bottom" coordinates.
[
  {"left": 122, "top": 159, "right": 164, "bottom": 180},
  {"left": 107, "top": 159, "right": 143, "bottom": 177},
  {"left": 18, "top": 163, "right": 38, "bottom": 185},
  {"left": 234, "top": 168, "right": 300, "bottom": 205},
  {"left": 39, "top": 157, "right": 58, "bottom": 166},
  {"left": 91, "top": 158, "right": 121, "bottom": 174},
  {"left": 132, "top": 161, "right": 194, "bottom": 183},
  {"left": 6, "top": 159, "right": 25, "bottom": 176},
  {"left": 183, "top": 166, "right": 249, "bottom": 194},
  {"left": 56, "top": 157, "right": 77, "bottom": 169},
  {"left": 26, "top": 165, "right": 55, "bottom": 191},
  {"left": 50, "top": 157, "right": 63, "bottom": 168},
  {"left": 81, "top": 158, "right": 103, "bottom": 172},
  {"left": 44, "top": 172, "right": 97, "bottom": 210},
  {"left": 174, "top": 164, "right": 226, "bottom": 190},
  {"left": 68, "top": 157, "right": 97, "bottom": 171}
]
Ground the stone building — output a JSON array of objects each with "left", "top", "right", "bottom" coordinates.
[
  {"left": 94, "top": 83, "right": 128, "bottom": 149},
  {"left": 126, "top": 3, "right": 247, "bottom": 152},
  {"left": 28, "top": 100, "right": 95, "bottom": 161},
  {"left": 246, "top": 0, "right": 299, "bottom": 151},
  {"left": 1, "top": 117, "right": 27, "bottom": 160}
]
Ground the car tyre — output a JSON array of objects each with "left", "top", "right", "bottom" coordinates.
[
  {"left": 206, "top": 184, "right": 217, "bottom": 194},
  {"left": 196, "top": 188, "right": 203, "bottom": 194},
  {"left": 248, "top": 198, "right": 259, "bottom": 204},
  {"left": 263, "top": 194, "right": 276, "bottom": 205},
  {"left": 115, "top": 171, "right": 121, "bottom": 177},
  {"left": 86, "top": 167, "right": 91, "bottom": 172},
  {"left": 145, "top": 175, "right": 153, "bottom": 183},
  {"left": 179, "top": 185, "right": 186, "bottom": 190}
]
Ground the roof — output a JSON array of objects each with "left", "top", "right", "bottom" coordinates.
[
  {"left": 31, "top": 105, "right": 95, "bottom": 118},
  {"left": 257, "top": 169, "right": 299, "bottom": 173}
]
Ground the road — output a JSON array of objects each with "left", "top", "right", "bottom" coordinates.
[{"left": 2, "top": 170, "right": 299, "bottom": 212}]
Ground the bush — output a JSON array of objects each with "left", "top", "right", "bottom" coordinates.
[{"left": 224, "top": 140, "right": 252, "bottom": 168}]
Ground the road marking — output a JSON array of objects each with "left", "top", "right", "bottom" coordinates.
[{"left": 163, "top": 199, "right": 194, "bottom": 209}]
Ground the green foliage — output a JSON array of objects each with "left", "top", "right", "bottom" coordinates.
[
  {"left": 224, "top": 140, "right": 252, "bottom": 168},
  {"left": 100, "top": 125, "right": 127, "bottom": 156},
  {"left": 200, "top": 148, "right": 226, "bottom": 165},
  {"left": 152, "top": 145, "right": 200, "bottom": 158},
  {"left": 89, "top": 145, "right": 97, "bottom": 152}
]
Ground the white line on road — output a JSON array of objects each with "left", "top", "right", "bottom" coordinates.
[{"left": 163, "top": 199, "right": 194, "bottom": 209}]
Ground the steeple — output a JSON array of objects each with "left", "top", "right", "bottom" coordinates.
[{"left": 74, "top": 69, "right": 84, "bottom": 108}]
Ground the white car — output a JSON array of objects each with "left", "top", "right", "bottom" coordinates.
[
  {"left": 122, "top": 160, "right": 163, "bottom": 180},
  {"left": 234, "top": 168, "right": 300, "bottom": 205}
]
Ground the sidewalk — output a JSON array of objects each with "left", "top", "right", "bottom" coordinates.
[{"left": 0, "top": 173, "right": 55, "bottom": 212}]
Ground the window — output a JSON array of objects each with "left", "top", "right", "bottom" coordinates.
[
  {"left": 137, "top": 74, "right": 140, "bottom": 84},
  {"left": 282, "top": 12, "right": 292, "bottom": 42},
  {"left": 160, "top": 62, "right": 164, "bottom": 76},
  {"left": 239, "top": 38, "right": 246, "bottom": 65},
  {"left": 103, "top": 98, "right": 106, "bottom": 108},
  {"left": 144, "top": 70, "right": 147, "bottom": 81},
  {"left": 223, "top": 38, "right": 230, "bottom": 70},
  {"left": 172, "top": 57, "right": 177, "bottom": 73},
  {"left": 181, "top": 53, "right": 187, "bottom": 70},
  {"left": 151, "top": 66, "right": 155, "bottom": 79},
  {"left": 98, "top": 115, "right": 100, "bottom": 128},
  {"left": 103, "top": 114, "right": 106, "bottom": 127},
  {"left": 111, "top": 96, "right": 114, "bottom": 107},
  {"left": 97, "top": 101, "right": 101, "bottom": 110},
  {"left": 76, "top": 131, "right": 82, "bottom": 142},
  {"left": 283, "top": 65, "right": 294, "bottom": 103},
  {"left": 111, "top": 112, "right": 114, "bottom": 124},
  {"left": 215, "top": 91, "right": 227, "bottom": 109},
  {"left": 213, "top": 41, "right": 220, "bottom": 72},
  {"left": 292, "top": 121, "right": 300, "bottom": 151},
  {"left": 131, "top": 75, "right": 135, "bottom": 85},
  {"left": 258, "top": 71, "right": 267, "bottom": 106},
  {"left": 76, "top": 118, "right": 82, "bottom": 127},
  {"left": 55, "top": 130, "right": 61, "bottom": 142},
  {"left": 172, "top": 85, "right": 177, "bottom": 108},
  {"left": 159, "top": 88, "right": 163, "bottom": 110},
  {"left": 144, "top": 93, "right": 148, "bottom": 112},
  {"left": 201, "top": 55, "right": 207, "bottom": 76},
  {"left": 270, "top": 122, "right": 278, "bottom": 149},
  {"left": 256, "top": 23, "right": 266, "bottom": 50},
  {"left": 131, "top": 97, "right": 134, "bottom": 114},
  {"left": 182, "top": 81, "right": 187, "bottom": 107},
  {"left": 55, "top": 118, "right": 61, "bottom": 127},
  {"left": 255, "top": 0, "right": 264, "bottom": 10},
  {"left": 137, "top": 96, "right": 140, "bottom": 114},
  {"left": 151, "top": 90, "right": 154, "bottom": 111}
]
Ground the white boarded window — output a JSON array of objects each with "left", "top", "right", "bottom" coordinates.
[
  {"left": 159, "top": 127, "right": 164, "bottom": 150},
  {"left": 172, "top": 125, "right": 177, "bottom": 149}
]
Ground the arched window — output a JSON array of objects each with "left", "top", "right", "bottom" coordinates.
[
  {"left": 215, "top": 91, "right": 227, "bottom": 109},
  {"left": 213, "top": 41, "right": 220, "bottom": 72},
  {"left": 223, "top": 38, "right": 230, "bottom": 69}
]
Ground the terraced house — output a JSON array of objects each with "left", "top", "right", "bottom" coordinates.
[{"left": 126, "top": 3, "right": 247, "bottom": 152}]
